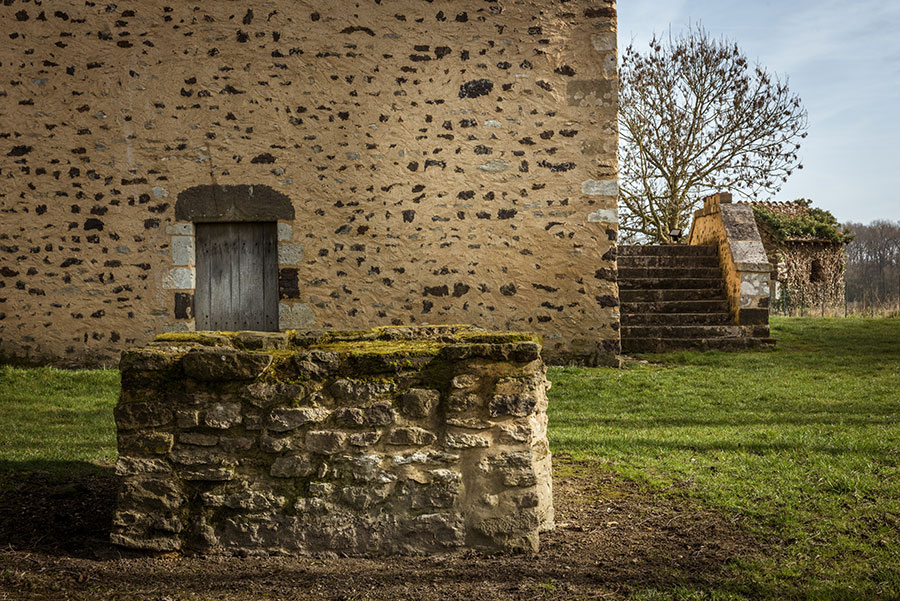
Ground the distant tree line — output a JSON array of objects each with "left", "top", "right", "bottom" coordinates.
[{"left": 843, "top": 220, "right": 900, "bottom": 312}]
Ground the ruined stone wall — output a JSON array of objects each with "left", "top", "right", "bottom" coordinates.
[
  {"left": 113, "top": 326, "right": 553, "bottom": 555},
  {"left": 762, "top": 240, "right": 846, "bottom": 314},
  {"left": 0, "top": 0, "right": 619, "bottom": 366},
  {"left": 688, "top": 193, "right": 771, "bottom": 326}
]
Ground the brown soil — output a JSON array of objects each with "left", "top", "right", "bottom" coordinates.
[{"left": 0, "top": 457, "right": 763, "bottom": 600}]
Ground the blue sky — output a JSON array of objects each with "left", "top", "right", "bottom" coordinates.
[{"left": 618, "top": 0, "right": 900, "bottom": 224}]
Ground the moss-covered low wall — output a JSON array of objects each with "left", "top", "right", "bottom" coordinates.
[{"left": 112, "top": 326, "right": 553, "bottom": 555}]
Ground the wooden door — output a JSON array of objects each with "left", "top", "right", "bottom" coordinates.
[{"left": 194, "top": 222, "right": 279, "bottom": 331}]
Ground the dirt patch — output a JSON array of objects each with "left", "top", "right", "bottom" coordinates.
[{"left": 0, "top": 457, "right": 764, "bottom": 600}]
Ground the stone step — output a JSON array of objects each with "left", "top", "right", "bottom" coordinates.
[
  {"left": 618, "top": 277, "right": 724, "bottom": 291},
  {"left": 618, "top": 255, "right": 720, "bottom": 269},
  {"left": 619, "top": 245, "right": 718, "bottom": 257},
  {"left": 619, "top": 266, "right": 722, "bottom": 280},
  {"left": 619, "top": 288, "right": 725, "bottom": 302},
  {"left": 622, "top": 337, "right": 776, "bottom": 354},
  {"left": 620, "top": 299, "right": 730, "bottom": 314},
  {"left": 621, "top": 325, "right": 772, "bottom": 339},
  {"left": 621, "top": 312, "right": 733, "bottom": 326}
]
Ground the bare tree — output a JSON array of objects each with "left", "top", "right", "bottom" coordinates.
[
  {"left": 844, "top": 220, "right": 900, "bottom": 307},
  {"left": 619, "top": 26, "right": 809, "bottom": 243}
]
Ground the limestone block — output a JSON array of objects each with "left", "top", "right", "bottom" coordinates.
[
  {"left": 166, "top": 223, "right": 194, "bottom": 236},
  {"left": 591, "top": 31, "right": 617, "bottom": 52},
  {"left": 444, "top": 431, "right": 491, "bottom": 449},
  {"left": 115, "top": 457, "right": 171, "bottom": 477},
  {"left": 349, "top": 431, "right": 381, "bottom": 447},
  {"left": 260, "top": 433, "right": 301, "bottom": 454},
  {"left": 581, "top": 179, "right": 618, "bottom": 196},
  {"left": 277, "top": 242, "right": 304, "bottom": 265},
  {"left": 175, "top": 410, "right": 200, "bottom": 428},
  {"left": 162, "top": 267, "right": 195, "bottom": 290},
  {"left": 588, "top": 207, "right": 618, "bottom": 223},
  {"left": 279, "top": 303, "right": 315, "bottom": 329},
  {"left": 220, "top": 437, "right": 254, "bottom": 453},
  {"left": 171, "top": 236, "right": 194, "bottom": 266},
  {"left": 450, "top": 374, "right": 478, "bottom": 389},
  {"left": 365, "top": 401, "right": 396, "bottom": 425},
  {"left": 233, "top": 332, "right": 290, "bottom": 351},
  {"left": 407, "top": 513, "right": 465, "bottom": 549},
  {"left": 404, "top": 478, "right": 460, "bottom": 510},
  {"left": 741, "top": 272, "right": 771, "bottom": 301},
  {"left": 305, "top": 430, "right": 348, "bottom": 455},
  {"left": 183, "top": 349, "right": 273, "bottom": 381},
  {"left": 446, "top": 417, "right": 493, "bottom": 430},
  {"left": 489, "top": 393, "right": 540, "bottom": 418},
  {"left": 244, "top": 381, "right": 310, "bottom": 407},
  {"left": 341, "top": 484, "right": 393, "bottom": 510},
  {"left": 270, "top": 455, "right": 315, "bottom": 478},
  {"left": 401, "top": 388, "right": 439, "bottom": 418},
  {"left": 333, "top": 407, "right": 367, "bottom": 427},
  {"left": 119, "top": 476, "right": 184, "bottom": 512},
  {"left": 204, "top": 403, "right": 243, "bottom": 429},
  {"left": 447, "top": 391, "right": 480, "bottom": 413},
  {"left": 268, "top": 407, "right": 330, "bottom": 432},
  {"left": 388, "top": 427, "right": 437, "bottom": 447},
  {"left": 114, "top": 402, "right": 173, "bottom": 431},
  {"left": 179, "top": 466, "right": 235, "bottom": 481},
  {"left": 330, "top": 378, "right": 396, "bottom": 403},
  {"left": 567, "top": 79, "right": 617, "bottom": 107},
  {"left": 168, "top": 446, "right": 232, "bottom": 466},
  {"left": 178, "top": 432, "right": 218, "bottom": 447},
  {"left": 119, "top": 432, "right": 174, "bottom": 455},
  {"left": 497, "top": 424, "right": 532, "bottom": 444},
  {"left": 110, "top": 531, "right": 182, "bottom": 552},
  {"left": 277, "top": 222, "right": 292, "bottom": 241},
  {"left": 120, "top": 349, "right": 182, "bottom": 373}
]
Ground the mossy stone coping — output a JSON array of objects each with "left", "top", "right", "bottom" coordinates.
[{"left": 151, "top": 325, "right": 541, "bottom": 360}]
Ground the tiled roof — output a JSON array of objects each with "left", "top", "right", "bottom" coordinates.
[{"left": 738, "top": 200, "right": 810, "bottom": 217}]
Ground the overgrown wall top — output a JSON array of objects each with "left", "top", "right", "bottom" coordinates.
[{"left": 0, "top": 0, "right": 620, "bottom": 366}]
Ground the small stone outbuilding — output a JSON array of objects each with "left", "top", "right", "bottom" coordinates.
[{"left": 746, "top": 201, "right": 849, "bottom": 313}]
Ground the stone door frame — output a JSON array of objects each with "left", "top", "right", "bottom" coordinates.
[{"left": 162, "top": 184, "right": 312, "bottom": 333}]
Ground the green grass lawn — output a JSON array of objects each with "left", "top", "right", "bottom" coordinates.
[
  {"left": 0, "top": 365, "right": 119, "bottom": 468},
  {"left": 550, "top": 317, "right": 900, "bottom": 600},
  {"left": 0, "top": 317, "right": 897, "bottom": 599}
]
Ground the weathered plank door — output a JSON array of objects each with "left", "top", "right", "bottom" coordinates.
[{"left": 194, "top": 222, "right": 278, "bottom": 331}]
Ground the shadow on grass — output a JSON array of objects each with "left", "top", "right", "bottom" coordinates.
[
  {"left": 553, "top": 435, "right": 896, "bottom": 460},
  {"left": 0, "top": 460, "right": 119, "bottom": 558}
]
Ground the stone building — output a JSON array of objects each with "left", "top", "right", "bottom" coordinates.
[
  {"left": 0, "top": 1, "right": 620, "bottom": 366},
  {"left": 746, "top": 201, "right": 848, "bottom": 313}
]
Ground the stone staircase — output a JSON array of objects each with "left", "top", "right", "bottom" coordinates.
[{"left": 618, "top": 245, "right": 774, "bottom": 353}]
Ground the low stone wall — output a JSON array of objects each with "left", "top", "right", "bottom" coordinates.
[
  {"left": 112, "top": 326, "right": 553, "bottom": 556},
  {"left": 688, "top": 192, "right": 772, "bottom": 326}
]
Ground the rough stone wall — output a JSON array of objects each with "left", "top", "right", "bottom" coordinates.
[
  {"left": 112, "top": 326, "right": 553, "bottom": 555},
  {"left": 688, "top": 193, "right": 771, "bottom": 326},
  {"left": 0, "top": 0, "right": 619, "bottom": 366},
  {"left": 761, "top": 239, "right": 846, "bottom": 313}
]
